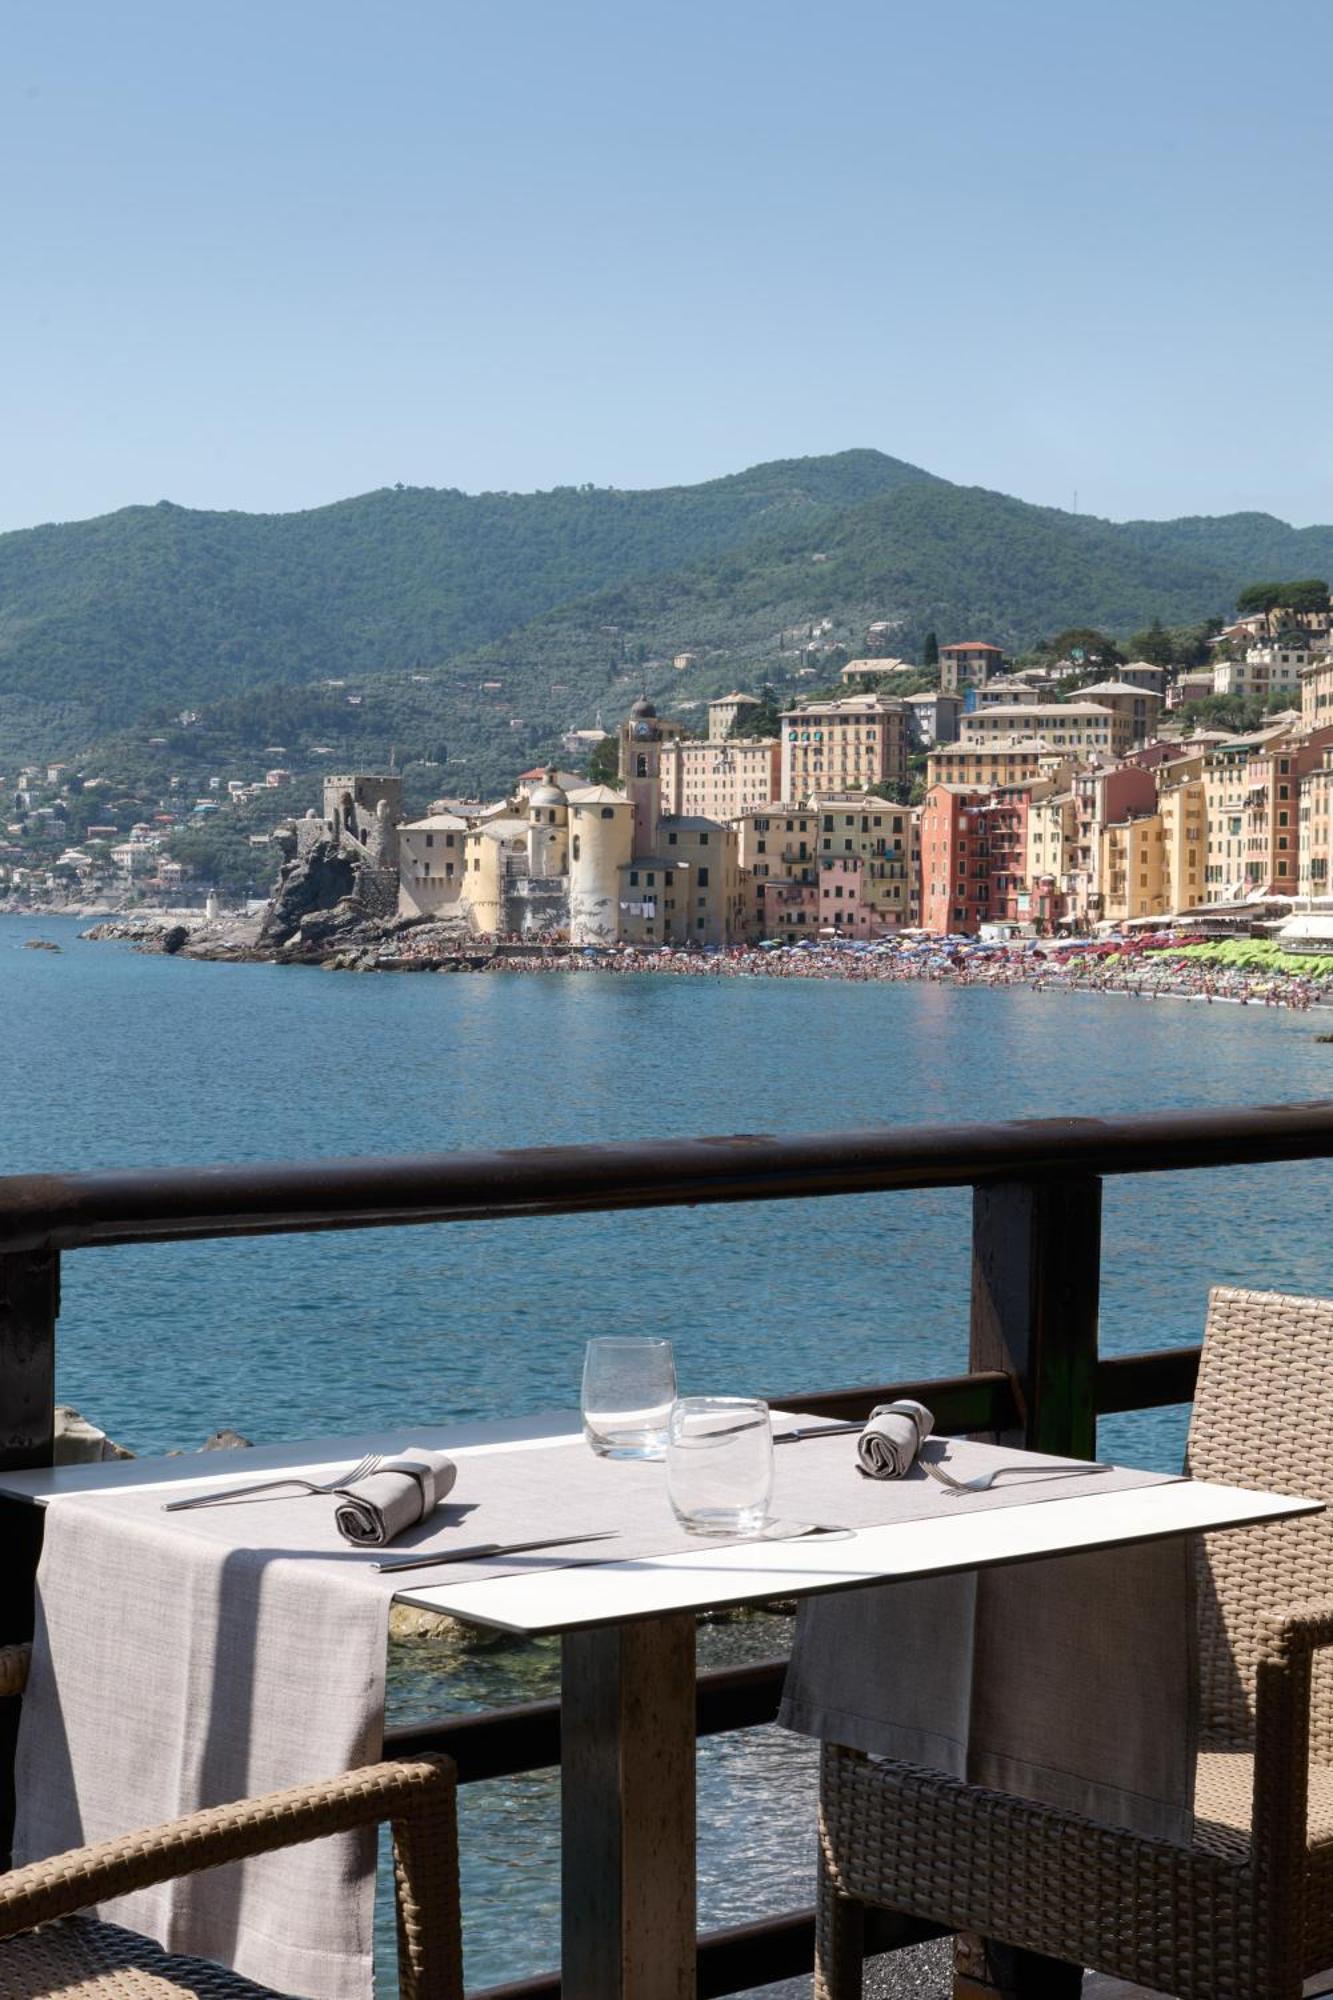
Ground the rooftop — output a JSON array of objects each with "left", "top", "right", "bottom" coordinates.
[
  {"left": 567, "top": 784, "right": 628, "bottom": 806},
  {"left": 1077, "top": 680, "right": 1166, "bottom": 699},
  {"left": 968, "top": 702, "right": 1116, "bottom": 720},
  {"left": 783, "top": 694, "right": 904, "bottom": 715}
]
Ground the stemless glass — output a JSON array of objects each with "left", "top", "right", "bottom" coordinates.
[
  {"left": 666, "top": 1396, "right": 773, "bottom": 1535},
  {"left": 581, "top": 1337, "right": 676, "bottom": 1459}
]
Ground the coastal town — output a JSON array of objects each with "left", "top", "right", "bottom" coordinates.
[{"left": 9, "top": 589, "right": 1333, "bottom": 983}]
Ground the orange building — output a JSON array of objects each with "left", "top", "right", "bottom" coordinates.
[{"left": 920, "top": 783, "right": 987, "bottom": 934}]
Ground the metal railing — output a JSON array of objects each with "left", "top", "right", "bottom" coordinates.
[{"left": 3, "top": 1099, "right": 1333, "bottom": 1995}]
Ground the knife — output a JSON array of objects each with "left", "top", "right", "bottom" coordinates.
[
  {"left": 372, "top": 1530, "right": 619, "bottom": 1573},
  {"left": 775, "top": 1420, "right": 866, "bottom": 1443}
]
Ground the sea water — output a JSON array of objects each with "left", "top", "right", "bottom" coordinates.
[{"left": 5, "top": 913, "right": 1333, "bottom": 1985}]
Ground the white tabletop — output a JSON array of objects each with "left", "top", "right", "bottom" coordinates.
[
  {"left": 0, "top": 1412, "right": 1317, "bottom": 1639},
  {"left": 394, "top": 1477, "right": 1318, "bottom": 1635}
]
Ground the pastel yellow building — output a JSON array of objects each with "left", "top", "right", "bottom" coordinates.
[
  {"left": 1157, "top": 765, "right": 1207, "bottom": 914},
  {"left": 1203, "top": 742, "right": 1251, "bottom": 903},
  {"left": 959, "top": 701, "right": 1131, "bottom": 760},
  {"left": 780, "top": 694, "right": 908, "bottom": 800},
  {"left": 1299, "top": 749, "right": 1333, "bottom": 902},
  {"left": 660, "top": 736, "right": 781, "bottom": 822},
  {"left": 735, "top": 805, "right": 820, "bottom": 939},
  {"left": 397, "top": 813, "right": 469, "bottom": 919},
  {"left": 567, "top": 786, "right": 634, "bottom": 946},
  {"left": 1100, "top": 813, "right": 1166, "bottom": 923},
  {"left": 461, "top": 817, "right": 527, "bottom": 934},
  {"left": 1200, "top": 723, "right": 1328, "bottom": 903},
  {"left": 615, "top": 818, "right": 743, "bottom": 949},
  {"left": 1026, "top": 789, "right": 1077, "bottom": 913},
  {"left": 706, "top": 693, "right": 762, "bottom": 741},
  {"left": 926, "top": 739, "right": 1072, "bottom": 792},
  {"left": 1302, "top": 655, "right": 1333, "bottom": 732},
  {"left": 1074, "top": 680, "right": 1166, "bottom": 745},
  {"left": 808, "top": 794, "right": 919, "bottom": 931}
]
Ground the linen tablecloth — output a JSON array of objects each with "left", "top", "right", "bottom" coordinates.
[
  {"left": 778, "top": 1436, "right": 1198, "bottom": 1843},
  {"left": 14, "top": 1423, "right": 1179, "bottom": 1998}
]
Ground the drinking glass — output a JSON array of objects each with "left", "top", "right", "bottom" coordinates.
[
  {"left": 581, "top": 1337, "right": 676, "bottom": 1459},
  {"left": 666, "top": 1396, "right": 773, "bottom": 1535}
]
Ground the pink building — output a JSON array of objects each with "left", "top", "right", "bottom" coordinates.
[{"left": 817, "top": 855, "right": 872, "bottom": 935}]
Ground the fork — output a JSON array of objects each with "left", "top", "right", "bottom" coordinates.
[
  {"left": 162, "top": 1453, "right": 383, "bottom": 1512},
  {"left": 923, "top": 1456, "right": 1112, "bottom": 1497}
]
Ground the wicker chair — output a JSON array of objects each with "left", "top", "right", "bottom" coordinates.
[
  {"left": 815, "top": 1285, "right": 1333, "bottom": 2000},
  {"left": 0, "top": 1641, "right": 462, "bottom": 2000}
]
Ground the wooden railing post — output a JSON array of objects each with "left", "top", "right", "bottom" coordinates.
[
  {"left": 0, "top": 1245, "right": 58, "bottom": 1863},
  {"left": 955, "top": 1177, "right": 1100, "bottom": 1999},
  {"left": 968, "top": 1176, "right": 1101, "bottom": 1458}
]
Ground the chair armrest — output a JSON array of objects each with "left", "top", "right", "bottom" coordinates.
[
  {"left": 0, "top": 1644, "right": 30, "bottom": 1698},
  {"left": 1248, "top": 1600, "right": 1333, "bottom": 1906},
  {"left": 0, "top": 1755, "right": 455, "bottom": 1941},
  {"left": 1258, "top": 1600, "right": 1333, "bottom": 1659}
]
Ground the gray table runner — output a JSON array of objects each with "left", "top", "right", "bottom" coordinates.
[
  {"left": 13, "top": 1425, "right": 1179, "bottom": 1998},
  {"left": 779, "top": 1450, "right": 1197, "bottom": 1843}
]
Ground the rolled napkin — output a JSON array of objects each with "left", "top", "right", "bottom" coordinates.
[
  {"left": 856, "top": 1399, "right": 934, "bottom": 1480},
  {"left": 334, "top": 1449, "right": 458, "bottom": 1546}
]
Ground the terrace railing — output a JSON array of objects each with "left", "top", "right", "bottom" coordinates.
[{"left": 4, "top": 1099, "right": 1333, "bottom": 1996}]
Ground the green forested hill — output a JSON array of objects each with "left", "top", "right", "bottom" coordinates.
[
  {"left": 5, "top": 449, "right": 1333, "bottom": 795},
  {"left": 0, "top": 450, "right": 930, "bottom": 749}
]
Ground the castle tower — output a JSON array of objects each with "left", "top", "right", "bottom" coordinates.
[
  {"left": 569, "top": 788, "right": 634, "bottom": 946},
  {"left": 621, "top": 696, "right": 663, "bottom": 857},
  {"left": 525, "top": 772, "right": 568, "bottom": 880}
]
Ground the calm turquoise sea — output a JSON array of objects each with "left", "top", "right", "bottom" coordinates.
[{"left": 5, "top": 912, "right": 1332, "bottom": 1987}]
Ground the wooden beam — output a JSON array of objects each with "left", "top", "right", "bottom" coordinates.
[
  {"left": 561, "top": 1612, "right": 697, "bottom": 1999},
  {"left": 0, "top": 1245, "right": 57, "bottom": 1864},
  {"left": 958, "top": 1180, "right": 1100, "bottom": 1996},
  {"left": 968, "top": 1177, "right": 1101, "bottom": 1459}
]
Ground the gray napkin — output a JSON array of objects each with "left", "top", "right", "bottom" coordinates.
[
  {"left": 334, "top": 1449, "right": 457, "bottom": 1546},
  {"left": 857, "top": 1399, "right": 934, "bottom": 1479}
]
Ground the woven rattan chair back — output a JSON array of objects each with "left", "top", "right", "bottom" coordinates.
[{"left": 1186, "top": 1284, "right": 1333, "bottom": 1756}]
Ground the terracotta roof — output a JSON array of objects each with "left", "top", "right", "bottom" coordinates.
[{"left": 942, "top": 641, "right": 1003, "bottom": 652}]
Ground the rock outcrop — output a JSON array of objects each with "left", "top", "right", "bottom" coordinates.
[
  {"left": 259, "top": 839, "right": 358, "bottom": 947},
  {"left": 54, "top": 1406, "right": 134, "bottom": 1462}
]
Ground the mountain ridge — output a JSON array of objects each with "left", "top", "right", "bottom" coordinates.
[{"left": 4, "top": 449, "right": 1332, "bottom": 791}]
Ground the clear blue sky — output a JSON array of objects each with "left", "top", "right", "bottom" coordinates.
[{"left": 3, "top": 0, "right": 1331, "bottom": 534}]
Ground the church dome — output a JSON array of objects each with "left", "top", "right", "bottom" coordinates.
[
  {"left": 528, "top": 771, "right": 566, "bottom": 808},
  {"left": 629, "top": 695, "right": 657, "bottom": 720}
]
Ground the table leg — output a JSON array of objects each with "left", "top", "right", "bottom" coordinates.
[{"left": 561, "top": 1612, "right": 697, "bottom": 2000}]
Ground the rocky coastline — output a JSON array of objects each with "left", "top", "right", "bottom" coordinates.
[{"left": 61, "top": 844, "right": 1333, "bottom": 1008}]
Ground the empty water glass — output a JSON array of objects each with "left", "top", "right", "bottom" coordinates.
[
  {"left": 667, "top": 1396, "right": 773, "bottom": 1535},
  {"left": 581, "top": 1336, "right": 676, "bottom": 1459}
]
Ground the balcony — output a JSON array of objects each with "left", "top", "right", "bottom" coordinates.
[{"left": 5, "top": 1105, "right": 1333, "bottom": 1998}]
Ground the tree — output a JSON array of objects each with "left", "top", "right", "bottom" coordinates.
[
  {"left": 1236, "top": 579, "right": 1330, "bottom": 629},
  {"left": 1128, "top": 619, "right": 1174, "bottom": 668},
  {"left": 728, "top": 684, "right": 782, "bottom": 739},
  {"left": 1041, "top": 628, "right": 1124, "bottom": 674},
  {"left": 1236, "top": 583, "right": 1285, "bottom": 618},
  {"left": 586, "top": 736, "right": 620, "bottom": 787},
  {"left": 922, "top": 631, "right": 939, "bottom": 670}
]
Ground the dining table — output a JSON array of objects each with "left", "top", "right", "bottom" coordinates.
[{"left": 0, "top": 1410, "right": 1321, "bottom": 2000}]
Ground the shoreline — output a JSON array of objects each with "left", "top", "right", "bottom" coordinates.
[{"left": 40, "top": 910, "right": 1333, "bottom": 1014}]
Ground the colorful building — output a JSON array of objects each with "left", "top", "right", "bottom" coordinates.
[
  {"left": 660, "top": 735, "right": 781, "bottom": 822},
  {"left": 959, "top": 701, "right": 1132, "bottom": 760},
  {"left": 920, "top": 783, "right": 987, "bottom": 934},
  {"left": 938, "top": 641, "right": 1005, "bottom": 697},
  {"left": 779, "top": 694, "right": 908, "bottom": 801}
]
